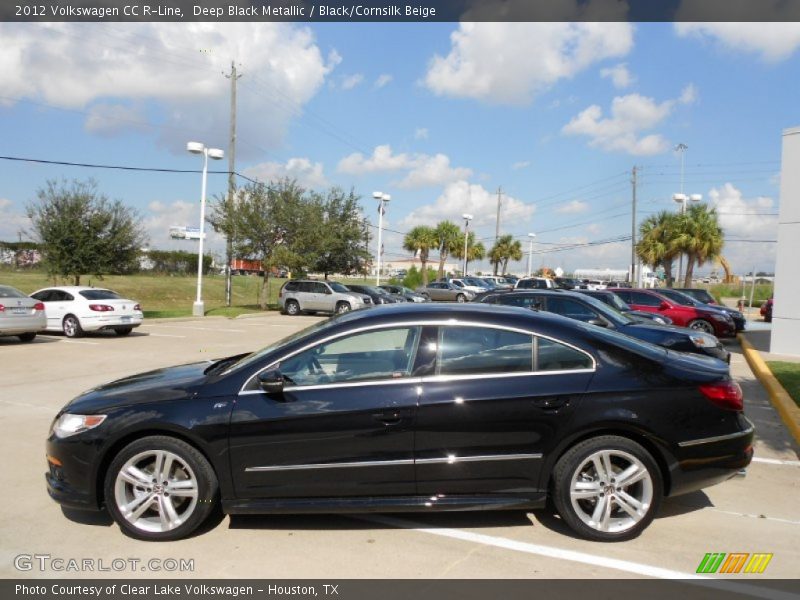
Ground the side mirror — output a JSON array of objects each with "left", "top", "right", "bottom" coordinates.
[
  {"left": 659, "top": 301, "right": 670, "bottom": 310},
  {"left": 324, "top": 288, "right": 332, "bottom": 295},
  {"left": 257, "top": 368, "right": 284, "bottom": 395},
  {"left": 588, "top": 318, "right": 608, "bottom": 327}
]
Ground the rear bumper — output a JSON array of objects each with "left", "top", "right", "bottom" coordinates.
[
  {"left": 0, "top": 314, "right": 47, "bottom": 335},
  {"left": 80, "top": 314, "right": 143, "bottom": 331}
]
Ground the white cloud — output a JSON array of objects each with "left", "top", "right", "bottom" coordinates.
[
  {"left": 0, "top": 23, "right": 337, "bottom": 157},
  {"left": 555, "top": 200, "right": 590, "bottom": 214},
  {"left": 423, "top": 22, "right": 633, "bottom": 105},
  {"left": 84, "top": 102, "right": 148, "bottom": 136},
  {"left": 400, "top": 181, "right": 534, "bottom": 229},
  {"left": 600, "top": 63, "right": 634, "bottom": 89},
  {"left": 374, "top": 74, "right": 393, "bottom": 88},
  {"left": 243, "top": 158, "right": 328, "bottom": 189},
  {"left": 414, "top": 127, "right": 429, "bottom": 140},
  {"left": 337, "top": 145, "right": 472, "bottom": 189},
  {"left": 0, "top": 198, "right": 29, "bottom": 241},
  {"left": 511, "top": 160, "right": 531, "bottom": 170},
  {"left": 341, "top": 73, "right": 364, "bottom": 90},
  {"left": 562, "top": 86, "right": 696, "bottom": 155},
  {"left": 674, "top": 22, "right": 800, "bottom": 62}
]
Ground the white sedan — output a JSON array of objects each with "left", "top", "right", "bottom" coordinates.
[{"left": 31, "top": 286, "right": 143, "bottom": 338}]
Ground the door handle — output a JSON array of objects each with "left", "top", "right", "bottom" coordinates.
[
  {"left": 373, "top": 412, "right": 402, "bottom": 426},
  {"left": 533, "top": 396, "right": 570, "bottom": 410}
]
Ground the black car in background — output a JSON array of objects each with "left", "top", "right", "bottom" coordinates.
[
  {"left": 675, "top": 288, "right": 716, "bottom": 305},
  {"left": 345, "top": 284, "right": 401, "bottom": 305},
  {"left": 379, "top": 284, "right": 429, "bottom": 303},
  {"left": 657, "top": 288, "right": 745, "bottom": 332},
  {"left": 46, "top": 303, "right": 751, "bottom": 543},
  {"left": 477, "top": 290, "right": 729, "bottom": 362},
  {"left": 578, "top": 289, "right": 673, "bottom": 325}
]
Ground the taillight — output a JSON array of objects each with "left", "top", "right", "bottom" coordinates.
[
  {"left": 89, "top": 304, "right": 115, "bottom": 312},
  {"left": 133, "top": 304, "right": 141, "bottom": 311},
  {"left": 0, "top": 304, "right": 4, "bottom": 312},
  {"left": 34, "top": 302, "right": 45, "bottom": 311},
  {"left": 699, "top": 381, "right": 743, "bottom": 411}
]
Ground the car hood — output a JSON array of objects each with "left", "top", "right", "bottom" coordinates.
[{"left": 64, "top": 361, "right": 211, "bottom": 413}]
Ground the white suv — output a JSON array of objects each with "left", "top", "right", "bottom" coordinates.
[
  {"left": 514, "top": 277, "right": 557, "bottom": 290},
  {"left": 279, "top": 280, "right": 371, "bottom": 315}
]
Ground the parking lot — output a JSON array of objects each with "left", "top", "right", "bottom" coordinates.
[{"left": 1, "top": 314, "right": 798, "bottom": 581}]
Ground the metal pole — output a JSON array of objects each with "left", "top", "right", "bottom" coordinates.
[
  {"left": 462, "top": 220, "right": 470, "bottom": 276},
  {"left": 749, "top": 267, "right": 756, "bottom": 309},
  {"left": 527, "top": 238, "right": 533, "bottom": 277},
  {"left": 193, "top": 150, "right": 209, "bottom": 316},
  {"left": 224, "top": 61, "right": 241, "bottom": 307},
  {"left": 376, "top": 198, "right": 384, "bottom": 286},
  {"left": 631, "top": 166, "right": 637, "bottom": 285},
  {"left": 495, "top": 186, "right": 502, "bottom": 243}
]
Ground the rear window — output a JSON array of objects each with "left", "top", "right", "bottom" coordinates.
[
  {"left": 0, "top": 285, "right": 26, "bottom": 298},
  {"left": 79, "top": 289, "right": 122, "bottom": 300},
  {"left": 283, "top": 281, "right": 299, "bottom": 292}
]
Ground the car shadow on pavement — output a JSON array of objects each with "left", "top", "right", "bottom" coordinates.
[
  {"left": 0, "top": 336, "right": 60, "bottom": 345},
  {"left": 61, "top": 507, "right": 113, "bottom": 527}
]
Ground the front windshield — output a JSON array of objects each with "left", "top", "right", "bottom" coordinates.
[
  {"left": 660, "top": 289, "right": 696, "bottom": 306},
  {"left": 329, "top": 282, "right": 350, "bottom": 293},
  {"left": 578, "top": 293, "right": 634, "bottom": 326},
  {"left": 604, "top": 293, "right": 631, "bottom": 312}
]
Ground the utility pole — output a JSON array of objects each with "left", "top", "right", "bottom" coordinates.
[
  {"left": 224, "top": 61, "right": 242, "bottom": 307},
  {"left": 630, "top": 166, "right": 638, "bottom": 285},
  {"left": 495, "top": 186, "right": 503, "bottom": 243},
  {"left": 675, "top": 143, "right": 688, "bottom": 286},
  {"left": 363, "top": 219, "right": 370, "bottom": 281}
]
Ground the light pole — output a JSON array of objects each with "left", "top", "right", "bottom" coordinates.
[
  {"left": 373, "top": 191, "right": 391, "bottom": 285},
  {"left": 187, "top": 141, "right": 224, "bottom": 317},
  {"left": 673, "top": 192, "right": 702, "bottom": 285},
  {"left": 461, "top": 213, "right": 473, "bottom": 276},
  {"left": 527, "top": 233, "right": 536, "bottom": 277}
]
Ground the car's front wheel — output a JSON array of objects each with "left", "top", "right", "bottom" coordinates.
[
  {"left": 688, "top": 319, "right": 715, "bottom": 335},
  {"left": 456, "top": 294, "right": 466, "bottom": 303},
  {"left": 552, "top": 435, "right": 662, "bottom": 542},
  {"left": 336, "top": 302, "right": 351, "bottom": 314},
  {"left": 62, "top": 315, "right": 84, "bottom": 338},
  {"left": 104, "top": 436, "right": 219, "bottom": 541}
]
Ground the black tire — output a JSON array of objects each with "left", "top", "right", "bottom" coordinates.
[
  {"left": 114, "top": 327, "right": 133, "bottom": 336},
  {"left": 456, "top": 294, "right": 466, "bottom": 303},
  {"left": 104, "top": 435, "right": 219, "bottom": 541},
  {"left": 552, "top": 435, "right": 662, "bottom": 542},
  {"left": 284, "top": 300, "right": 300, "bottom": 316},
  {"left": 688, "top": 319, "right": 715, "bottom": 335},
  {"left": 17, "top": 332, "right": 37, "bottom": 342},
  {"left": 62, "top": 315, "right": 84, "bottom": 338},
  {"left": 336, "top": 302, "right": 351, "bottom": 314}
]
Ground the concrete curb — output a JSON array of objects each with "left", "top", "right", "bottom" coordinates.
[{"left": 738, "top": 333, "right": 800, "bottom": 445}]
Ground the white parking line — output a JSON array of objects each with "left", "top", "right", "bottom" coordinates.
[
  {"left": 144, "top": 325, "right": 246, "bottom": 333},
  {"left": 62, "top": 340, "right": 100, "bottom": 345},
  {"left": 362, "top": 515, "right": 795, "bottom": 599},
  {"left": 145, "top": 333, "right": 187, "bottom": 338},
  {"left": 752, "top": 457, "right": 800, "bottom": 467}
]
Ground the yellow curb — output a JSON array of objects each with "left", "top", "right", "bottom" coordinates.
[{"left": 738, "top": 333, "right": 800, "bottom": 445}]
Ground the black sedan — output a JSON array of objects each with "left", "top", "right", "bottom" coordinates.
[
  {"left": 379, "top": 284, "right": 429, "bottom": 303},
  {"left": 477, "top": 290, "right": 729, "bottom": 362},
  {"left": 345, "top": 284, "right": 401, "bottom": 305},
  {"left": 46, "top": 304, "right": 752, "bottom": 542}
]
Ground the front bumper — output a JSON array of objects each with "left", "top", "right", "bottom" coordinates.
[{"left": 45, "top": 434, "right": 103, "bottom": 511}]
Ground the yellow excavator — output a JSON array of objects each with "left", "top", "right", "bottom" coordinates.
[{"left": 716, "top": 256, "right": 737, "bottom": 284}]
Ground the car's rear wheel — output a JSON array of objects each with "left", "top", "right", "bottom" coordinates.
[
  {"left": 104, "top": 436, "right": 218, "bottom": 541},
  {"left": 552, "top": 435, "right": 662, "bottom": 542},
  {"left": 456, "top": 294, "right": 466, "bottom": 303},
  {"left": 336, "top": 302, "right": 351, "bottom": 314},
  {"left": 688, "top": 319, "right": 715, "bottom": 334},
  {"left": 284, "top": 300, "right": 300, "bottom": 316},
  {"left": 62, "top": 315, "right": 84, "bottom": 338},
  {"left": 114, "top": 327, "right": 133, "bottom": 336},
  {"left": 17, "top": 332, "right": 36, "bottom": 342}
]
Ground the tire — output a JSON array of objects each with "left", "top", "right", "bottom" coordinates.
[
  {"left": 284, "top": 300, "right": 300, "bottom": 316},
  {"left": 552, "top": 435, "right": 662, "bottom": 542},
  {"left": 336, "top": 302, "right": 351, "bottom": 314},
  {"left": 104, "top": 436, "right": 218, "bottom": 541},
  {"left": 114, "top": 327, "right": 133, "bottom": 336},
  {"left": 62, "top": 315, "right": 84, "bottom": 338},
  {"left": 456, "top": 294, "right": 466, "bottom": 303},
  {"left": 17, "top": 332, "right": 36, "bottom": 342},
  {"left": 688, "top": 319, "right": 715, "bottom": 335}
]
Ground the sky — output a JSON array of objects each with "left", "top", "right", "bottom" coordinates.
[{"left": 0, "top": 20, "right": 796, "bottom": 276}]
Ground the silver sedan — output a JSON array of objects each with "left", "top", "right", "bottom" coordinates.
[{"left": 0, "top": 284, "right": 46, "bottom": 342}]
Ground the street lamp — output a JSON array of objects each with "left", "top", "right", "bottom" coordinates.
[
  {"left": 187, "top": 141, "right": 224, "bottom": 317},
  {"left": 461, "top": 213, "right": 473, "bottom": 276},
  {"left": 373, "top": 191, "right": 391, "bottom": 285},
  {"left": 673, "top": 192, "right": 702, "bottom": 284},
  {"left": 527, "top": 233, "right": 537, "bottom": 277}
]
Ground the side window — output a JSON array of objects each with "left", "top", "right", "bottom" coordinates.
[
  {"left": 536, "top": 337, "right": 593, "bottom": 371},
  {"left": 438, "top": 326, "right": 533, "bottom": 375},
  {"left": 516, "top": 280, "right": 532, "bottom": 289},
  {"left": 280, "top": 327, "right": 421, "bottom": 387},
  {"left": 629, "top": 292, "right": 661, "bottom": 307},
  {"left": 32, "top": 290, "right": 52, "bottom": 302},
  {"left": 613, "top": 290, "right": 632, "bottom": 303},
  {"left": 311, "top": 283, "right": 329, "bottom": 294},
  {"left": 501, "top": 295, "right": 541, "bottom": 309},
  {"left": 297, "top": 282, "right": 313, "bottom": 293},
  {"left": 283, "top": 282, "right": 298, "bottom": 293},
  {"left": 544, "top": 297, "right": 598, "bottom": 322}
]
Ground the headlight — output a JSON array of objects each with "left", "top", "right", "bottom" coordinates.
[
  {"left": 710, "top": 314, "right": 728, "bottom": 322},
  {"left": 689, "top": 333, "right": 719, "bottom": 348},
  {"left": 654, "top": 317, "right": 668, "bottom": 324},
  {"left": 51, "top": 414, "right": 107, "bottom": 439}
]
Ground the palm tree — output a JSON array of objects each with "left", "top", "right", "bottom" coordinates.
[
  {"left": 453, "top": 231, "right": 486, "bottom": 275},
  {"left": 435, "top": 220, "right": 462, "bottom": 279},
  {"left": 490, "top": 234, "right": 523, "bottom": 275},
  {"left": 636, "top": 211, "right": 680, "bottom": 287},
  {"left": 402, "top": 225, "right": 438, "bottom": 286},
  {"left": 679, "top": 204, "right": 724, "bottom": 288}
]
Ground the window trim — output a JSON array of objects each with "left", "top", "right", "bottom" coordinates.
[{"left": 239, "top": 320, "right": 596, "bottom": 395}]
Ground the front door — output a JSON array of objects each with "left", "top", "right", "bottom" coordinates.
[{"left": 229, "top": 326, "right": 423, "bottom": 499}]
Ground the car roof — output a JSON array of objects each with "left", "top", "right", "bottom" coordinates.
[{"left": 33, "top": 286, "right": 113, "bottom": 292}]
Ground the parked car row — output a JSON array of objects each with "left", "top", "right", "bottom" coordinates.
[
  {"left": 279, "top": 279, "right": 432, "bottom": 315},
  {"left": 1, "top": 284, "right": 143, "bottom": 341}
]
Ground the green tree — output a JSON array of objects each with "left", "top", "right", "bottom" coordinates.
[
  {"left": 489, "top": 234, "right": 523, "bottom": 275},
  {"left": 308, "top": 188, "right": 370, "bottom": 279},
  {"left": 403, "top": 225, "right": 438, "bottom": 286},
  {"left": 434, "top": 220, "right": 461, "bottom": 280},
  {"left": 26, "top": 179, "right": 147, "bottom": 285},
  {"left": 678, "top": 204, "right": 724, "bottom": 288},
  {"left": 636, "top": 211, "right": 680, "bottom": 287}
]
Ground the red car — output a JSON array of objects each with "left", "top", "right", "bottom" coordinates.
[{"left": 609, "top": 288, "right": 737, "bottom": 338}]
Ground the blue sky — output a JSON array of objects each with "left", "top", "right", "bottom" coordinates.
[{"left": 0, "top": 21, "right": 796, "bottom": 275}]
